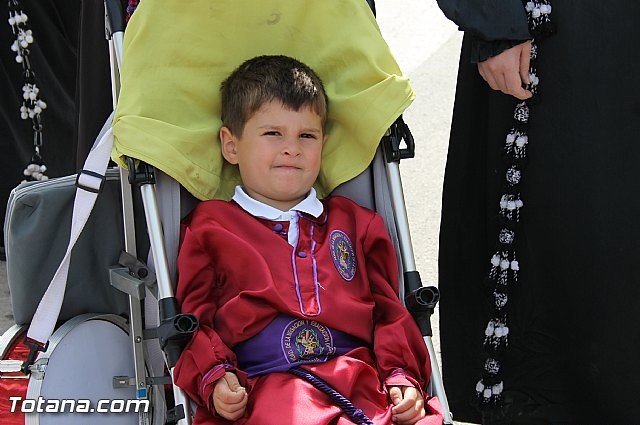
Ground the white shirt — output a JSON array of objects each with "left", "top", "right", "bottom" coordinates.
[{"left": 232, "top": 186, "right": 324, "bottom": 247}]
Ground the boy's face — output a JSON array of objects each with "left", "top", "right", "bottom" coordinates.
[{"left": 220, "top": 100, "right": 326, "bottom": 211}]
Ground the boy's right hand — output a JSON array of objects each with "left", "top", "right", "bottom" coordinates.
[{"left": 212, "top": 372, "right": 248, "bottom": 421}]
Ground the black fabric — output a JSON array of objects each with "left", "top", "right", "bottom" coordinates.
[
  {"left": 438, "top": 1, "right": 640, "bottom": 424},
  {"left": 435, "top": 0, "right": 530, "bottom": 43},
  {"left": 73, "top": 0, "right": 118, "bottom": 168},
  {"left": 1, "top": 0, "right": 118, "bottom": 248}
]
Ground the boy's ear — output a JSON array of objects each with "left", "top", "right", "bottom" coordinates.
[{"left": 220, "top": 126, "right": 239, "bottom": 165}]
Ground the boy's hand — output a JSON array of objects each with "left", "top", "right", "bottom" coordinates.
[
  {"left": 212, "top": 372, "right": 248, "bottom": 421},
  {"left": 389, "top": 385, "right": 426, "bottom": 425}
]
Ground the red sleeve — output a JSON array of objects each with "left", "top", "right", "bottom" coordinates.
[
  {"left": 363, "top": 213, "right": 432, "bottom": 392},
  {"left": 173, "top": 221, "right": 238, "bottom": 410}
]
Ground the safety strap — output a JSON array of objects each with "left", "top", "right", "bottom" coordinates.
[
  {"left": 288, "top": 366, "right": 374, "bottom": 425},
  {"left": 25, "top": 118, "right": 114, "bottom": 351}
]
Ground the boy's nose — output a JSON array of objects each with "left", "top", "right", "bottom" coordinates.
[{"left": 282, "top": 137, "right": 301, "bottom": 156}]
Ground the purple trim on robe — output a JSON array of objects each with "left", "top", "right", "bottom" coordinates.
[{"left": 310, "top": 222, "right": 322, "bottom": 313}]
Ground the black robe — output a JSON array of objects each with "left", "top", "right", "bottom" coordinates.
[{"left": 436, "top": 1, "right": 640, "bottom": 424}]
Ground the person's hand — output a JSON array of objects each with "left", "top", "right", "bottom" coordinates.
[
  {"left": 389, "top": 385, "right": 425, "bottom": 425},
  {"left": 477, "top": 40, "right": 532, "bottom": 100},
  {"left": 212, "top": 372, "right": 248, "bottom": 421}
]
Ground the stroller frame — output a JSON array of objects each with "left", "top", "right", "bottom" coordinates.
[{"left": 102, "top": 0, "right": 453, "bottom": 423}]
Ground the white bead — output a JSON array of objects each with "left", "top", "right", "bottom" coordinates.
[
  {"left": 8, "top": 17, "right": 15, "bottom": 26},
  {"left": 492, "top": 384, "right": 503, "bottom": 395},
  {"left": 506, "top": 133, "right": 516, "bottom": 144},
  {"left": 532, "top": 8, "right": 541, "bottom": 18},
  {"left": 25, "top": 34, "right": 33, "bottom": 43},
  {"left": 23, "top": 168, "right": 30, "bottom": 176},
  {"left": 483, "top": 389, "right": 492, "bottom": 399},
  {"left": 40, "top": 165, "right": 47, "bottom": 172},
  {"left": 34, "top": 106, "right": 42, "bottom": 113},
  {"left": 503, "top": 326, "right": 510, "bottom": 335},
  {"left": 476, "top": 381, "right": 485, "bottom": 392},
  {"left": 526, "top": 2, "right": 535, "bottom": 11},
  {"left": 500, "top": 195, "right": 509, "bottom": 209},
  {"left": 507, "top": 200, "right": 516, "bottom": 210},
  {"left": 28, "top": 110, "right": 35, "bottom": 118},
  {"left": 516, "top": 135, "right": 528, "bottom": 147},
  {"left": 20, "top": 40, "right": 28, "bottom": 48},
  {"left": 29, "top": 92, "right": 37, "bottom": 100},
  {"left": 20, "top": 112, "right": 28, "bottom": 120},
  {"left": 15, "top": 55, "right": 23, "bottom": 63},
  {"left": 41, "top": 175, "right": 49, "bottom": 181},
  {"left": 515, "top": 199, "right": 524, "bottom": 208},
  {"left": 500, "top": 259, "right": 510, "bottom": 270},
  {"left": 39, "top": 101, "right": 47, "bottom": 109},
  {"left": 491, "top": 255, "right": 501, "bottom": 267},
  {"left": 485, "top": 322, "right": 495, "bottom": 336},
  {"left": 495, "top": 327, "right": 504, "bottom": 337},
  {"left": 11, "top": 41, "right": 18, "bottom": 52},
  {"left": 511, "top": 260, "right": 520, "bottom": 271}
]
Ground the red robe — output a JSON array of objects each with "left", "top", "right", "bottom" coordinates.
[{"left": 174, "top": 196, "right": 442, "bottom": 424}]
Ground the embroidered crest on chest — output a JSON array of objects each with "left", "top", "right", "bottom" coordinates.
[{"left": 329, "top": 230, "right": 356, "bottom": 281}]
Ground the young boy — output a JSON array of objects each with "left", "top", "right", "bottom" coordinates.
[{"left": 174, "top": 55, "right": 442, "bottom": 425}]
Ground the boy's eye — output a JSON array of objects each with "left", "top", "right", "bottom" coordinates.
[
  {"left": 300, "top": 133, "right": 318, "bottom": 139},
  {"left": 263, "top": 131, "right": 281, "bottom": 136}
]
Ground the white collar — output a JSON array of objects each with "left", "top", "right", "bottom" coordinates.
[{"left": 232, "top": 186, "right": 324, "bottom": 220}]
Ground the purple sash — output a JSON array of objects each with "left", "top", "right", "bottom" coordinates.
[{"left": 234, "top": 315, "right": 365, "bottom": 377}]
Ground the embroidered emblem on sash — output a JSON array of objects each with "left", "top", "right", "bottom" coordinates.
[
  {"left": 281, "top": 318, "right": 335, "bottom": 364},
  {"left": 330, "top": 230, "right": 356, "bottom": 281}
]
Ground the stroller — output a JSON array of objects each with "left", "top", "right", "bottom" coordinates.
[{"left": 1, "top": 0, "right": 452, "bottom": 424}]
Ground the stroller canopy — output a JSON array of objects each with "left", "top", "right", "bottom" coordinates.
[{"left": 112, "top": 0, "right": 414, "bottom": 200}]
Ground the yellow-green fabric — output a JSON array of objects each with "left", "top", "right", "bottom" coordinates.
[{"left": 112, "top": 0, "right": 414, "bottom": 201}]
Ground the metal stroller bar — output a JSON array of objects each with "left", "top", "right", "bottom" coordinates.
[
  {"left": 383, "top": 119, "right": 453, "bottom": 424},
  {"left": 105, "top": 1, "right": 195, "bottom": 424}
]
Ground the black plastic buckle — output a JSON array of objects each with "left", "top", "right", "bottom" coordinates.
[
  {"left": 382, "top": 116, "right": 415, "bottom": 163},
  {"left": 75, "top": 169, "right": 106, "bottom": 193},
  {"left": 21, "top": 338, "right": 49, "bottom": 374}
]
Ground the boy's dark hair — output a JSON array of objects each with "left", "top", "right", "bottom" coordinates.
[{"left": 220, "top": 55, "right": 328, "bottom": 136}]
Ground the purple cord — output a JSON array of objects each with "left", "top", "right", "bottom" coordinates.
[{"left": 288, "top": 366, "right": 374, "bottom": 424}]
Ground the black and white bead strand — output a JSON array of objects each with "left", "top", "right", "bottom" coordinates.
[
  {"left": 476, "top": 0, "right": 553, "bottom": 408},
  {"left": 8, "top": 0, "right": 48, "bottom": 182}
]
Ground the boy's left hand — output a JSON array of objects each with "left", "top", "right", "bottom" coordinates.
[{"left": 389, "top": 385, "right": 426, "bottom": 425}]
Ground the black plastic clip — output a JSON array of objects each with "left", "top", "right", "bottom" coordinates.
[
  {"left": 382, "top": 116, "right": 415, "bottom": 163},
  {"left": 21, "top": 338, "right": 48, "bottom": 374},
  {"left": 75, "top": 169, "right": 106, "bottom": 193}
]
